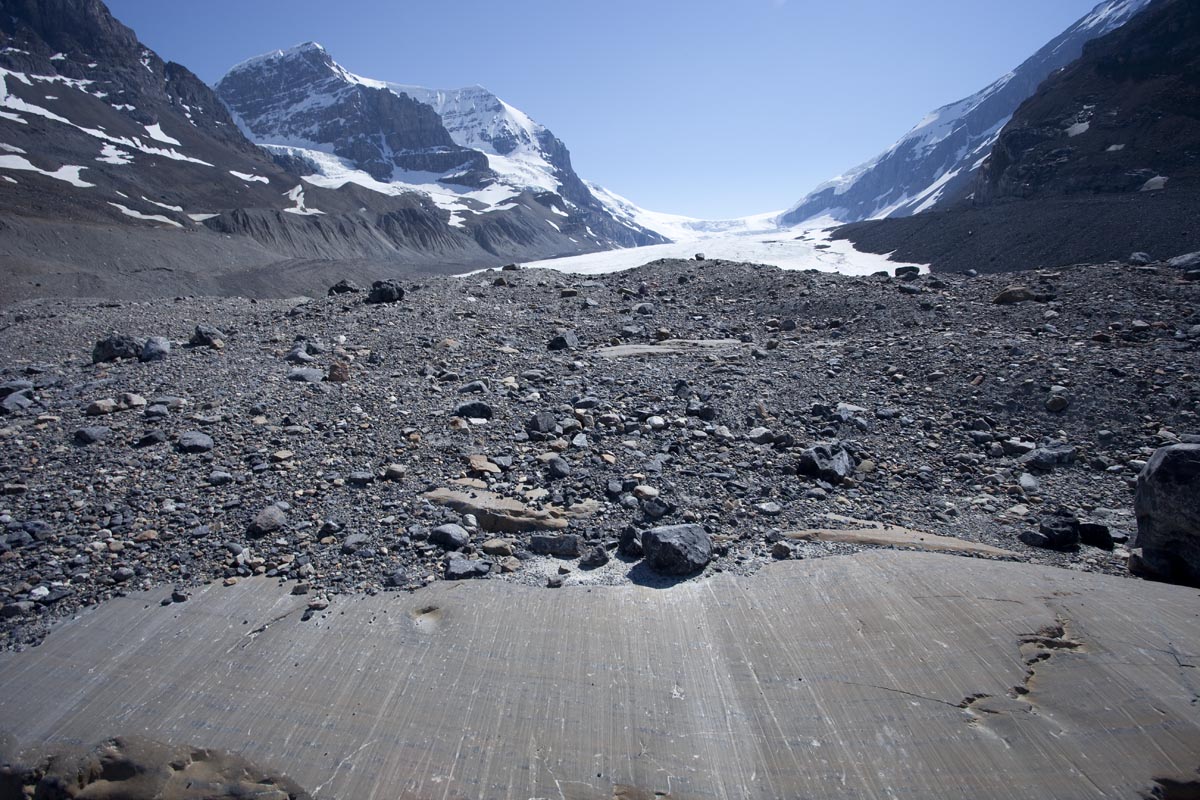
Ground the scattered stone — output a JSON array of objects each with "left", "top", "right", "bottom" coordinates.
[
  {"left": 176, "top": 431, "right": 213, "bottom": 454},
  {"left": 73, "top": 426, "right": 110, "bottom": 445},
  {"left": 547, "top": 331, "right": 579, "bottom": 351},
  {"left": 580, "top": 545, "right": 610, "bottom": 569},
  {"left": 287, "top": 367, "right": 324, "bottom": 383},
  {"left": 529, "top": 534, "right": 582, "bottom": 558},
  {"left": 189, "top": 323, "right": 225, "bottom": 348},
  {"left": 430, "top": 523, "right": 471, "bottom": 551},
  {"left": 327, "top": 361, "right": 351, "bottom": 383},
  {"left": 341, "top": 533, "right": 369, "bottom": 554},
  {"left": 85, "top": 398, "right": 119, "bottom": 416},
  {"left": 455, "top": 400, "right": 493, "bottom": 420},
  {"left": 526, "top": 410, "right": 558, "bottom": 434},
  {"left": 248, "top": 505, "right": 287, "bottom": 537},
  {"left": 481, "top": 538, "right": 514, "bottom": 557},
  {"left": 445, "top": 558, "right": 490, "bottom": 580}
]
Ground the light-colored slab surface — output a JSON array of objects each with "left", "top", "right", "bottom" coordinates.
[
  {"left": 594, "top": 339, "right": 743, "bottom": 358},
  {"left": 2, "top": 552, "right": 1199, "bottom": 799},
  {"left": 786, "top": 524, "right": 1019, "bottom": 556}
]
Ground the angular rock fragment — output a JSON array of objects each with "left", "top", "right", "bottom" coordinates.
[{"left": 641, "top": 524, "right": 711, "bottom": 575}]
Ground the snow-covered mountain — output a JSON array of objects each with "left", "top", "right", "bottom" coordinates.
[
  {"left": 216, "top": 44, "right": 663, "bottom": 249},
  {"left": 778, "top": 0, "right": 1155, "bottom": 227}
]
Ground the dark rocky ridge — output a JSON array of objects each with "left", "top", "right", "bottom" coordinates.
[
  {"left": 0, "top": 257, "right": 1195, "bottom": 650},
  {"left": 837, "top": 0, "right": 1199, "bottom": 273},
  {"left": 779, "top": 0, "right": 1153, "bottom": 226},
  {"left": 978, "top": 0, "right": 1199, "bottom": 203}
]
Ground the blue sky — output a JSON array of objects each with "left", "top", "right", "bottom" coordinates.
[{"left": 107, "top": 0, "right": 1105, "bottom": 219}]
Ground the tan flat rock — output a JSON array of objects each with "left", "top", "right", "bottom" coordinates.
[
  {"left": 423, "top": 486, "right": 583, "bottom": 531},
  {"left": 594, "top": 338, "right": 744, "bottom": 358},
  {"left": 787, "top": 523, "right": 1017, "bottom": 556}
]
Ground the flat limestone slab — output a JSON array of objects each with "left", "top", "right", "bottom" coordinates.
[
  {"left": 787, "top": 524, "right": 1019, "bottom": 556},
  {"left": 594, "top": 339, "right": 743, "bottom": 358},
  {"left": 2, "top": 552, "right": 1199, "bottom": 799}
]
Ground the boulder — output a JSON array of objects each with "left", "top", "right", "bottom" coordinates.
[
  {"left": 1167, "top": 251, "right": 1200, "bottom": 270},
  {"left": 366, "top": 280, "right": 405, "bottom": 304},
  {"left": 1020, "top": 514, "right": 1081, "bottom": 551},
  {"left": 328, "top": 279, "right": 362, "bottom": 295},
  {"left": 1131, "top": 444, "right": 1200, "bottom": 586},
  {"left": 92, "top": 333, "right": 140, "bottom": 363},
  {"left": 641, "top": 524, "right": 711, "bottom": 575}
]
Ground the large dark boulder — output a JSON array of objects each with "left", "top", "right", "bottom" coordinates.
[
  {"left": 366, "top": 280, "right": 405, "bottom": 304},
  {"left": 92, "top": 334, "right": 141, "bottom": 363},
  {"left": 1131, "top": 444, "right": 1200, "bottom": 587},
  {"left": 641, "top": 524, "right": 711, "bottom": 575}
]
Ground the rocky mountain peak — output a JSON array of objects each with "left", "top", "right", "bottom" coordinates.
[{"left": 216, "top": 42, "right": 476, "bottom": 183}]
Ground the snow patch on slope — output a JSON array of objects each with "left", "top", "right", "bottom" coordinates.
[
  {"left": 0, "top": 154, "right": 93, "bottom": 186},
  {"left": 108, "top": 202, "right": 181, "bottom": 227}
]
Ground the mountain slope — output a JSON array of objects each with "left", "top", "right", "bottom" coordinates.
[
  {"left": 215, "top": 45, "right": 665, "bottom": 251},
  {"left": 779, "top": 0, "right": 1154, "bottom": 226},
  {"left": 834, "top": 0, "right": 1200, "bottom": 273},
  {"left": 0, "top": 1, "right": 664, "bottom": 304}
]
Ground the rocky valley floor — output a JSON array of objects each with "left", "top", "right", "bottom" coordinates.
[{"left": 0, "top": 256, "right": 1197, "bottom": 651}]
